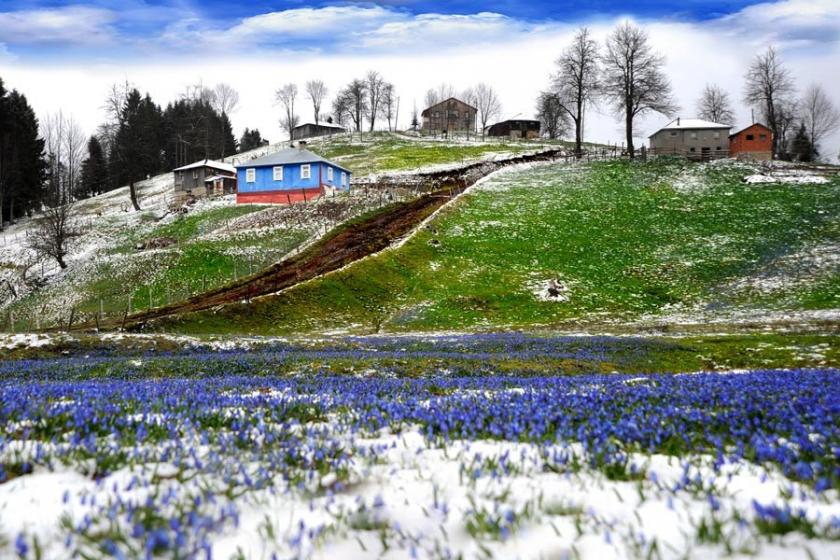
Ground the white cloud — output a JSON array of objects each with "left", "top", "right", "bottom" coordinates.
[{"left": 0, "top": 6, "right": 116, "bottom": 45}]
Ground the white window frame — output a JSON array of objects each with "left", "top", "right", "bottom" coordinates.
[
  {"left": 273, "top": 166, "right": 284, "bottom": 181},
  {"left": 341, "top": 172, "right": 347, "bottom": 186},
  {"left": 327, "top": 167, "right": 334, "bottom": 181},
  {"left": 301, "top": 164, "right": 311, "bottom": 179},
  {"left": 246, "top": 168, "right": 255, "bottom": 183},
  {"left": 192, "top": 169, "right": 199, "bottom": 179},
  {"left": 713, "top": 131, "right": 720, "bottom": 139}
]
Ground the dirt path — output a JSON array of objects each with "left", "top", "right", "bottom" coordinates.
[{"left": 82, "top": 149, "right": 569, "bottom": 331}]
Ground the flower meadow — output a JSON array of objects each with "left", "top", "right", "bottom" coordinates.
[{"left": 0, "top": 339, "right": 838, "bottom": 559}]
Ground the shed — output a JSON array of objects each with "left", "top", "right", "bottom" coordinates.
[
  {"left": 291, "top": 123, "right": 347, "bottom": 141},
  {"left": 486, "top": 120, "right": 541, "bottom": 139},
  {"left": 235, "top": 144, "right": 351, "bottom": 205},
  {"left": 173, "top": 159, "right": 237, "bottom": 197},
  {"left": 648, "top": 118, "right": 731, "bottom": 160},
  {"left": 729, "top": 123, "right": 773, "bottom": 161}
]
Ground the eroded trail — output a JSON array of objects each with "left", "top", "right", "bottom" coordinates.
[{"left": 86, "top": 149, "right": 568, "bottom": 330}]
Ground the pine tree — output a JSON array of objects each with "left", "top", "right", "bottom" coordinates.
[
  {"left": 79, "top": 136, "right": 108, "bottom": 198},
  {"left": 239, "top": 128, "right": 265, "bottom": 152},
  {"left": 220, "top": 112, "right": 237, "bottom": 158},
  {"left": 791, "top": 123, "right": 815, "bottom": 162},
  {"left": 114, "top": 89, "right": 164, "bottom": 210}
]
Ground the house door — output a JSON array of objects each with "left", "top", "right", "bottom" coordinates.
[{"left": 701, "top": 147, "right": 711, "bottom": 161}]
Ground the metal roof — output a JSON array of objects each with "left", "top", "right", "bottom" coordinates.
[
  {"left": 173, "top": 159, "right": 236, "bottom": 174},
  {"left": 651, "top": 118, "right": 732, "bottom": 136},
  {"left": 235, "top": 148, "right": 350, "bottom": 173}
]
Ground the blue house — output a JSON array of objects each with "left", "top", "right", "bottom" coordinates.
[{"left": 235, "top": 144, "right": 351, "bottom": 204}]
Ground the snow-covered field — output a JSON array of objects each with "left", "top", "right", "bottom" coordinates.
[{"left": 1, "top": 361, "right": 837, "bottom": 559}]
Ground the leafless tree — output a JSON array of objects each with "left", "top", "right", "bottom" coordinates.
[
  {"left": 775, "top": 97, "right": 799, "bottom": 159},
  {"left": 696, "top": 84, "right": 735, "bottom": 125},
  {"left": 743, "top": 46, "right": 796, "bottom": 158},
  {"left": 536, "top": 91, "right": 571, "bottom": 140},
  {"left": 275, "top": 83, "right": 299, "bottom": 141},
  {"left": 800, "top": 84, "right": 840, "bottom": 160},
  {"left": 213, "top": 83, "right": 240, "bottom": 115},
  {"left": 99, "top": 79, "right": 132, "bottom": 166},
  {"left": 472, "top": 83, "right": 502, "bottom": 139},
  {"left": 381, "top": 83, "right": 398, "bottom": 131},
  {"left": 424, "top": 83, "right": 456, "bottom": 108},
  {"left": 27, "top": 187, "right": 80, "bottom": 270},
  {"left": 553, "top": 27, "right": 600, "bottom": 156},
  {"left": 305, "top": 80, "right": 329, "bottom": 126},
  {"left": 365, "top": 71, "right": 386, "bottom": 132},
  {"left": 182, "top": 81, "right": 216, "bottom": 105},
  {"left": 336, "top": 80, "right": 368, "bottom": 135},
  {"left": 601, "top": 22, "right": 678, "bottom": 158}
]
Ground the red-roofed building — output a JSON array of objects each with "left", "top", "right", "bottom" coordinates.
[{"left": 729, "top": 123, "right": 773, "bottom": 161}]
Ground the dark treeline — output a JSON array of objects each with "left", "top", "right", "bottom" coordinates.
[{"left": 0, "top": 77, "right": 47, "bottom": 224}]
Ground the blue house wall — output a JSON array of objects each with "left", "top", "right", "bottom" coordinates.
[{"left": 237, "top": 163, "right": 351, "bottom": 194}]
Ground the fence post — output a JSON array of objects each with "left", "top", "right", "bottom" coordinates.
[
  {"left": 8, "top": 311, "right": 14, "bottom": 333},
  {"left": 99, "top": 298, "right": 104, "bottom": 323},
  {"left": 149, "top": 286, "right": 153, "bottom": 310}
]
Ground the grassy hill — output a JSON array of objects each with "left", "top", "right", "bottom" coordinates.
[
  {"left": 165, "top": 157, "right": 840, "bottom": 335},
  {"left": 0, "top": 133, "right": 565, "bottom": 329}
]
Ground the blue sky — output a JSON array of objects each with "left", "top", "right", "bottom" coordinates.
[{"left": 1, "top": 0, "right": 838, "bottom": 160}]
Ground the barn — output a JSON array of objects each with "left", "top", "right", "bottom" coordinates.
[
  {"left": 486, "top": 120, "right": 541, "bottom": 139},
  {"left": 235, "top": 144, "right": 351, "bottom": 205},
  {"left": 729, "top": 123, "right": 773, "bottom": 161},
  {"left": 291, "top": 122, "right": 347, "bottom": 141},
  {"left": 648, "top": 118, "right": 731, "bottom": 160},
  {"left": 173, "top": 159, "right": 237, "bottom": 198},
  {"left": 421, "top": 98, "right": 477, "bottom": 136}
]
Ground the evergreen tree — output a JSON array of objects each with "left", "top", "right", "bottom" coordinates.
[
  {"left": 78, "top": 136, "right": 108, "bottom": 198},
  {"left": 0, "top": 79, "right": 46, "bottom": 224},
  {"left": 239, "top": 128, "right": 265, "bottom": 152},
  {"left": 791, "top": 123, "right": 815, "bottom": 162},
  {"left": 114, "top": 89, "right": 164, "bottom": 210},
  {"left": 220, "top": 112, "right": 237, "bottom": 158}
]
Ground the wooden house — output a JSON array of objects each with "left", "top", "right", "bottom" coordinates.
[
  {"left": 729, "top": 123, "right": 773, "bottom": 161},
  {"left": 648, "top": 118, "right": 731, "bottom": 160},
  {"left": 421, "top": 98, "right": 477, "bottom": 136},
  {"left": 235, "top": 143, "right": 351, "bottom": 204},
  {"left": 173, "top": 159, "right": 237, "bottom": 198},
  {"left": 291, "top": 122, "right": 347, "bottom": 141},
  {"left": 486, "top": 119, "right": 541, "bottom": 139}
]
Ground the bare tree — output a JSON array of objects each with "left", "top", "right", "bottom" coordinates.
[
  {"left": 27, "top": 188, "right": 80, "bottom": 270},
  {"left": 336, "top": 80, "right": 368, "bottom": 135},
  {"left": 212, "top": 83, "right": 239, "bottom": 115},
  {"left": 800, "top": 84, "right": 840, "bottom": 161},
  {"left": 601, "top": 22, "right": 678, "bottom": 158},
  {"left": 696, "top": 84, "right": 735, "bottom": 125},
  {"left": 775, "top": 97, "right": 799, "bottom": 160},
  {"left": 424, "top": 83, "right": 456, "bottom": 108},
  {"left": 381, "top": 83, "right": 398, "bottom": 131},
  {"left": 553, "top": 27, "right": 600, "bottom": 156},
  {"left": 365, "top": 71, "right": 386, "bottom": 132},
  {"left": 472, "top": 83, "right": 502, "bottom": 139},
  {"left": 743, "top": 46, "right": 796, "bottom": 158},
  {"left": 305, "top": 80, "right": 329, "bottom": 126},
  {"left": 275, "top": 83, "right": 299, "bottom": 141},
  {"left": 536, "top": 91, "right": 570, "bottom": 140}
]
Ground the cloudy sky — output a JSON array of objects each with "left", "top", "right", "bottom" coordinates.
[{"left": 1, "top": 0, "right": 839, "bottom": 159}]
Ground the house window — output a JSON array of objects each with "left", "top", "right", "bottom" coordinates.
[
  {"left": 759, "top": 134, "right": 767, "bottom": 140},
  {"left": 192, "top": 170, "right": 199, "bottom": 179},
  {"left": 341, "top": 172, "right": 347, "bottom": 186},
  {"left": 670, "top": 131, "right": 678, "bottom": 137},
  {"left": 327, "top": 167, "right": 334, "bottom": 181},
  {"left": 690, "top": 147, "right": 696, "bottom": 152},
  {"left": 746, "top": 134, "right": 755, "bottom": 141},
  {"left": 301, "top": 164, "right": 311, "bottom": 179},
  {"left": 246, "top": 168, "right": 255, "bottom": 183},
  {"left": 714, "top": 132, "right": 720, "bottom": 139},
  {"left": 273, "top": 166, "right": 284, "bottom": 181},
  {"left": 690, "top": 132, "right": 698, "bottom": 139}
]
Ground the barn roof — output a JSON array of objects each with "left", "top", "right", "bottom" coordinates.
[
  {"left": 728, "top": 122, "right": 772, "bottom": 137},
  {"left": 650, "top": 118, "right": 731, "bottom": 137},
  {"left": 292, "top": 122, "right": 346, "bottom": 131},
  {"left": 421, "top": 97, "right": 478, "bottom": 116},
  {"left": 236, "top": 147, "right": 351, "bottom": 173},
  {"left": 173, "top": 159, "right": 236, "bottom": 174}
]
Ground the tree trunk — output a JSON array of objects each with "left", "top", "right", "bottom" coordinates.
[
  {"left": 625, "top": 106, "right": 635, "bottom": 159},
  {"left": 57, "top": 255, "right": 67, "bottom": 269},
  {"left": 129, "top": 181, "right": 141, "bottom": 211}
]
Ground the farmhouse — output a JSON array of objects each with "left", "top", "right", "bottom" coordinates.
[
  {"left": 235, "top": 143, "right": 351, "bottom": 205},
  {"left": 648, "top": 118, "right": 731, "bottom": 160},
  {"left": 729, "top": 123, "right": 773, "bottom": 161},
  {"left": 173, "top": 159, "right": 237, "bottom": 198},
  {"left": 291, "top": 122, "right": 346, "bottom": 141},
  {"left": 486, "top": 119, "right": 541, "bottom": 139},
  {"left": 421, "top": 98, "right": 477, "bottom": 136}
]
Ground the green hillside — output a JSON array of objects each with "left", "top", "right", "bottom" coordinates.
[{"left": 166, "top": 158, "right": 840, "bottom": 335}]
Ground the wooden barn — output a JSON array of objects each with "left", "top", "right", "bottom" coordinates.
[
  {"left": 648, "top": 118, "right": 731, "bottom": 160},
  {"left": 729, "top": 123, "right": 773, "bottom": 161},
  {"left": 486, "top": 119, "right": 541, "bottom": 139},
  {"left": 173, "top": 159, "right": 237, "bottom": 198},
  {"left": 235, "top": 143, "right": 351, "bottom": 205},
  {"left": 421, "top": 98, "right": 477, "bottom": 136},
  {"left": 291, "top": 122, "right": 346, "bottom": 141}
]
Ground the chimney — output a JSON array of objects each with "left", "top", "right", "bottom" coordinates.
[
  {"left": 298, "top": 140, "right": 307, "bottom": 151},
  {"left": 677, "top": 117, "right": 681, "bottom": 126}
]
